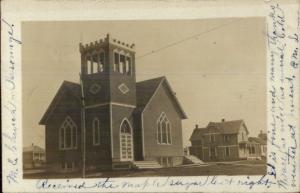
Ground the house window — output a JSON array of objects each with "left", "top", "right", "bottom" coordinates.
[
  {"left": 157, "top": 112, "right": 171, "bottom": 144},
  {"left": 224, "top": 135, "right": 229, "bottom": 142},
  {"left": 209, "top": 147, "right": 217, "bottom": 157},
  {"left": 210, "top": 134, "right": 215, "bottom": 142},
  {"left": 59, "top": 116, "right": 77, "bottom": 150},
  {"left": 242, "top": 132, "right": 244, "bottom": 141},
  {"left": 61, "top": 161, "right": 76, "bottom": 171},
  {"left": 225, "top": 147, "right": 230, "bottom": 157},
  {"left": 252, "top": 146, "right": 255, "bottom": 154},
  {"left": 93, "top": 118, "right": 101, "bottom": 145}
]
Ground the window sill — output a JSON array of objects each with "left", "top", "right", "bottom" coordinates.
[
  {"left": 157, "top": 143, "right": 172, "bottom": 145},
  {"left": 59, "top": 147, "right": 77, "bottom": 150}
]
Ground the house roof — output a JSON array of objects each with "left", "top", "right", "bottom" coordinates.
[
  {"left": 23, "top": 145, "right": 45, "bottom": 153},
  {"left": 189, "top": 128, "right": 206, "bottom": 141},
  {"left": 258, "top": 132, "right": 267, "bottom": 141},
  {"left": 39, "top": 81, "right": 81, "bottom": 125},
  {"left": 207, "top": 119, "right": 249, "bottom": 134},
  {"left": 248, "top": 137, "right": 266, "bottom": 145},
  {"left": 136, "top": 76, "right": 187, "bottom": 119},
  {"left": 190, "top": 119, "right": 249, "bottom": 141},
  {"left": 40, "top": 76, "right": 187, "bottom": 125}
]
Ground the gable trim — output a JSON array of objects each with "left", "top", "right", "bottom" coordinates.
[
  {"left": 141, "top": 79, "right": 164, "bottom": 115},
  {"left": 39, "top": 81, "right": 81, "bottom": 125}
]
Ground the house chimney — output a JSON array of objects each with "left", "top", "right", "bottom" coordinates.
[
  {"left": 195, "top": 124, "right": 199, "bottom": 129},
  {"left": 32, "top": 143, "right": 34, "bottom": 146},
  {"left": 222, "top": 118, "right": 225, "bottom": 122}
]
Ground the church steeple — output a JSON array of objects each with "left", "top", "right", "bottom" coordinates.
[{"left": 79, "top": 34, "right": 136, "bottom": 107}]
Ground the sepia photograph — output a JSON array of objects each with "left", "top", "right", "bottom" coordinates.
[{"left": 22, "top": 18, "right": 267, "bottom": 179}]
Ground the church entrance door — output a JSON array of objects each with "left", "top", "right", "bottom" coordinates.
[{"left": 120, "top": 119, "right": 133, "bottom": 161}]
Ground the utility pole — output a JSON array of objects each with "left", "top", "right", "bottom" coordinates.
[{"left": 79, "top": 73, "right": 86, "bottom": 178}]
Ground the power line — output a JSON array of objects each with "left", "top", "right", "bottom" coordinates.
[{"left": 136, "top": 18, "right": 242, "bottom": 60}]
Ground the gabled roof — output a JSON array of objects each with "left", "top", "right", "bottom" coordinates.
[
  {"left": 40, "top": 76, "right": 187, "bottom": 125},
  {"left": 39, "top": 81, "right": 81, "bottom": 125},
  {"left": 189, "top": 128, "right": 206, "bottom": 141},
  {"left": 136, "top": 77, "right": 165, "bottom": 108},
  {"left": 248, "top": 137, "right": 266, "bottom": 145},
  {"left": 207, "top": 119, "right": 249, "bottom": 134},
  {"left": 136, "top": 76, "right": 187, "bottom": 119},
  {"left": 258, "top": 132, "right": 267, "bottom": 141},
  {"left": 190, "top": 119, "right": 249, "bottom": 141},
  {"left": 23, "top": 145, "right": 44, "bottom": 153}
]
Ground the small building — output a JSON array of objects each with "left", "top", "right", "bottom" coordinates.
[
  {"left": 23, "top": 144, "right": 45, "bottom": 169},
  {"left": 39, "top": 34, "right": 187, "bottom": 173},
  {"left": 189, "top": 119, "right": 264, "bottom": 162},
  {"left": 258, "top": 130, "right": 267, "bottom": 159},
  {"left": 246, "top": 137, "right": 263, "bottom": 160}
]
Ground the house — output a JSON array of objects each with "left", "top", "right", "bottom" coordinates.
[
  {"left": 23, "top": 144, "right": 45, "bottom": 169},
  {"left": 257, "top": 130, "right": 267, "bottom": 159},
  {"left": 189, "top": 119, "right": 262, "bottom": 161},
  {"left": 39, "top": 34, "right": 187, "bottom": 173},
  {"left": 247, "top": 137, "right": 264, "bottom": 160}
]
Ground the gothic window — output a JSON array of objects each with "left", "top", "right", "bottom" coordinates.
[
  {"left": 121, "top": 120, "right": 131, "bottom": 134},
  {"left": 59, "top": 116, "right": 77, "bottom": 150},
  {"left": 93, "top": 118, "right": 100, "bottom": 145},
  {"left": 157, "top": 112, "right": 172, "bottom": 144}
]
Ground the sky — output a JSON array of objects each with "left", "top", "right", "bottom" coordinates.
[{"left": 22, "top": 18, "right": 266, "bottom": 148}]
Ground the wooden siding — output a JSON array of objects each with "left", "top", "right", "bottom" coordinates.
[
  {"left": 142, "top": 83, "right": 184, "bottom": 159},
  {"left": 85, "top": 105, "right": 112, "bottom": 170}
]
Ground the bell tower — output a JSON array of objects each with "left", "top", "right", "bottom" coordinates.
[
  {"left": 79, "top": 34, "right": 137, "bottom": 162},
  {"left": 79, "top": 34, "right": 136, "bottom": 107}
]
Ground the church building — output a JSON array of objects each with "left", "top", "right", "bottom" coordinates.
[{"left": 39, "top": 34, "right": 187, "bottom": 172}]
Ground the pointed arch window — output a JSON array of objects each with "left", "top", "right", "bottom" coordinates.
[
  {"left": 120, "top": 119, "right": 133, "bottom": 160},
  {"left": 59, "top": 116, "right": 77, "bottom": 150},
  {"left": 157, "top": 112, "right": 172, "bottom": 144},
  {"left": 93, "top": 117, "right": 101, "bottom": 145}
]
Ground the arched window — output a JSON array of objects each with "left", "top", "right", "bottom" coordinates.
[
  {"left": 93, "top": 118, "right": 101, "bottom": 145},
  {"left": 121, "top": 120, "right": 131, "bottom": 134},
  {"left": 157, "top": 112, "right": 172, "bottom": 144},
  {"left": 59, "top": 116, "right": 77, "bottom": 150},
  {"left": 120, "top": 119, "right": 132, "bottom": 160}
]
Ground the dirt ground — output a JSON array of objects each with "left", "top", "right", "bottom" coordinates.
[{"left": 24, "top": 160, "right": 266, "bottom": 179}]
